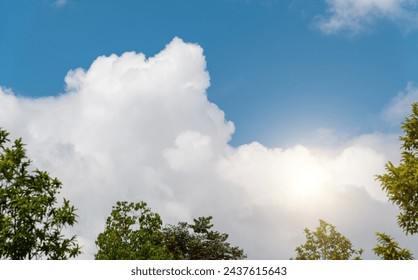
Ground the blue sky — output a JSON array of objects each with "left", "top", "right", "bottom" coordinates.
[
  {"left": 2, "top": 0, "right": 417, "bottom": 147},
  {"left": 1, "top": 0, "right": 418, "bottom": 259}
]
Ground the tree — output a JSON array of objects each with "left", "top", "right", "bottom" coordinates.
[
  {"left": 164, "top": 216, "right": 246, "bottom": 260},
  {"left": 0, "top": 128, "right": 81, "bottom": 259},
  {"left": 95, "top": 201, "right": 172, "bottom": 260},
  {"left": 376, "top": 102, "right": 418, "bottom": 235},
  {"left": 373, "top": 232, "right": 413, "bottom": 260},
  {"left": 292, "top": 220, "right": 363, "bottom": 260},
  {"left": 95, "top": 201, "right": 246, "bottom": 260}
]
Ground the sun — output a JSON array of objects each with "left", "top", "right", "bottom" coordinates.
[{"left": 290, "top": 160, "right": 330, "bottom": 199}]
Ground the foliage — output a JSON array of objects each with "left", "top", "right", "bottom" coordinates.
[
  {"left": 292, "top": 220, "right": 363, "bottom": 260},
  {"left": 0, "top": 128, "right": 81, "bottom": 259},
  {"left": 376, "top": 102, "right": 418, "bottom": 235},
  {"left": 95, "top": 201, "right": 246, "bottom": 260},
  {"left": 164, "top": 216, "right": 246, "bottom": 260},
  {"left": 95, "top": 201, "right": 172, "bottom": 260},
  {"left": 373, "top": 232, "right": 413, "bottom": 260}
]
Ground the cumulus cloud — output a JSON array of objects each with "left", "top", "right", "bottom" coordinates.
[
  {"left": 316, "top": 0, "right": 418, "bottom": 34},
  {"left": 0, "top": 37, "right": 412, "bottom": 259},
  {"left": 163, "top": 131, "right": 214, "bottom": 172}
]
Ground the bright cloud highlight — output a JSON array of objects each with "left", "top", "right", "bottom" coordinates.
[{"left": 0, "top": 38, "right": 412, "bottom": 259}]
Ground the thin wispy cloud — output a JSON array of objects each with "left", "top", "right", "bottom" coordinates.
[
  {"left": 382, "top": 83, "right": 418, "bottom": 125},
  {"left": 316, "top": 0, "right": 418, "bottom": 34},
  {"left": 53, "top": 0, "right": 68, "bottom": 8}
]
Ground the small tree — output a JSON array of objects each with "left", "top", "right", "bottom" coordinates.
[
  {"left": 373, "top": 232, "right": 413, "bottom": 260},
  {"left": 292, "top": 220, "right": 363, "bottom": 260},
  {"left": 95, "top": 201, "right": 246, "bottom": 260},
  {"left": 0, "top": 128, "right": 81, "bottom": 259},
  {"left": 376, "top": 102, "right": 418, "bottom": 235},
  {"left": 95, "top": 201, "right": 172, "bottom": 260},
  {"left": 164, "top": 216, "right": 246, "bottom": 260}
]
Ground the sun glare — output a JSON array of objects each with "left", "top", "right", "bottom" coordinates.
[{"left": 290, "top": 162, "right": 330, "bottom": 199}]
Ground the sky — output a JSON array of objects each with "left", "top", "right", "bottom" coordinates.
[{"left": 1, "top": 0, "right": 418, "bottom": 259}]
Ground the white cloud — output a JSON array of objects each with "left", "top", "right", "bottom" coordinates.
[
  {"left": 316, "top": 0, "right": 418, "bottom": 34},
  {"left": 0, "top": 38, "right": 413, "bottom": 259},
  {"left": 53, "top": 0, "right": 68, "bottom": 8},
  {"left": 163, "top": 131, "right": 214, "bottom": 172},
  {"left": 382, "top": 83, "right": 418, "bottom": 125}
]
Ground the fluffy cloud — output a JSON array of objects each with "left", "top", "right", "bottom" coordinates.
[
  {"left": 316, "top": 0, "right": 418, "bottom": 34},
  {"left": 0, "top": 38, "right": 413, "bottom": 259}
]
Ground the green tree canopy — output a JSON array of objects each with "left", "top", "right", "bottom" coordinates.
[
  {"left": 95, "top": 201, "right": 246, "bottom": 260},
  {"left": 292, "top": 220, "right": 363, "bottom": 260},
  {"left": 0, "top": 128, "right": 81, "bottom": 259},
  {"left": 373, "top": 232, "right": 413, "bottom": 260},
  {"left": 95, "top": 201, "right": 172, "bottom": 260},
  {"left": 376, "top": 102, "right": 418, "bottom": 235},
  {"left": 164, "top": 216, "right": 246, "bottom": 260}
]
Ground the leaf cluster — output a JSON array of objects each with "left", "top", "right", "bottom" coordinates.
[
  {"left": 95, "top": 201, "right": 246, "bottom": 260},
  {"left": 95, "top": 201, "right": 170, "bottom": 260},
  {"left": 373, "top": 232, "right": 413, "bottom": 260},
  {"left": 0, "top": 128, "right": 80, "bottom": 259},
  {"left": 292, "top": 220, "right": 363, "bottom": 260},
  {"left": 164, "top": 216, "right": 246, "bottom": 260},
  {"left": 376, "top": 102, "right": 418, "bottom": 235}
]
